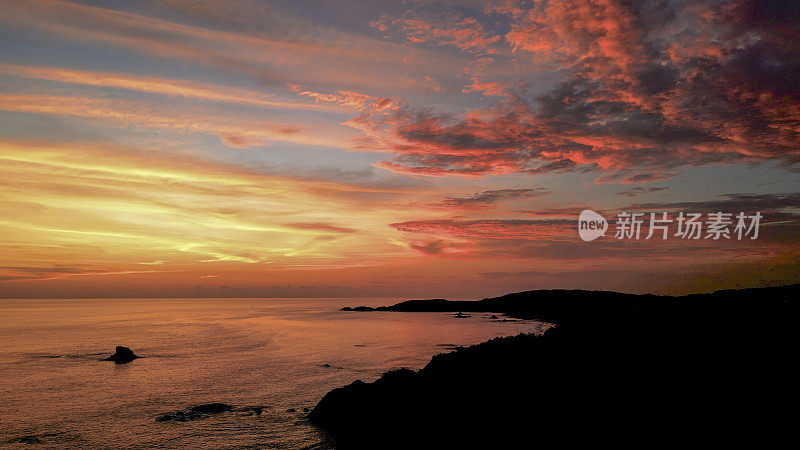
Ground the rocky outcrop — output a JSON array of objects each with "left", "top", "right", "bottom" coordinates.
[
  {"left": 313, "top": 284, "right": 800, "bottom": 448},
  {"left": 103, "top": 346, "right": 140, "bottom": 364}
]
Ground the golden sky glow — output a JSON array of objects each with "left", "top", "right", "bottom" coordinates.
[{"left": 0, "top": 0, "right": 798, "bottom": 298}]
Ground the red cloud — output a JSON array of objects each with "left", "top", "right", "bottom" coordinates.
[
  {"left": 462, "top": 77, "right": 507, "bottom": 96},
  {"left": 292, "top": 1, "right": 799, "bottom": 181},
  {"left": 371, "top": 13, "right": 500, "bottom": 54}
]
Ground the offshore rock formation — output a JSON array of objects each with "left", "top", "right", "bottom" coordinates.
[{"left": 103, "top": 346, "right": 140, "bottom": 364}]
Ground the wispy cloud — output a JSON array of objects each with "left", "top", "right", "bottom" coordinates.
[
  {"left": 435, "top": 188, "right": 550, "bottom": 210},
  {"left": 0, "top": 63, "right": 343, "bottom": 112},
  {"left": 0, "top": 93, "right": 347, "bottom": 149},
  {"left": 616, "top": 186, "right": 670, "bottom": 198},
  {"left": 0, "top": 139, "right": 426, "bottom": 285}
]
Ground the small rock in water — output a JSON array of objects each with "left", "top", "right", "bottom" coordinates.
[
  {"left": 156, "top": 403, "right": 233, "bottom": 422},
  {"left": 103, "top": 346, "right": 140, "bottom": 364}
]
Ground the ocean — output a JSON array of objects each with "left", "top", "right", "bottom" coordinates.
[{"left": 0, "top": 298, "right": 545, "bottom": 448}]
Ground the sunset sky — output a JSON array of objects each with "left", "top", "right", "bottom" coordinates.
[{"left": 1, "top": 0, "right": 798, "bottom": 298}]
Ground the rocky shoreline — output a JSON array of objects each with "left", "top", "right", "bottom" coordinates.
[{"left": 312, "top": 284, "right": 799, "bottom": 448}]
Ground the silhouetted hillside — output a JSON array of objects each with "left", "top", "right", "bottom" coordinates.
[
  {"left": 342, "top": 284, "right": 798, "bottom": 323},
  {"left": 316, "top": 284, "right": 800, "bottom": 448}
]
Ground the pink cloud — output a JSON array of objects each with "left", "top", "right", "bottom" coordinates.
[{"left": 371, "top": 13, "right": 500, "bottom": 54}]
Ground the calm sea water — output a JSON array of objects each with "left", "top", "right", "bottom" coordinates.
[{"left": 0, "top": 298, "right": 544, "bottom": 448}]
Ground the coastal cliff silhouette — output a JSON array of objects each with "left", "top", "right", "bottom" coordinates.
[{"left": 313, "top": 284, "right": 799, "bottom": 448}]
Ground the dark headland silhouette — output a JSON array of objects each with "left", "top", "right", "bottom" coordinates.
[{"left": 314, "top": 284, "right": 799, "bottom": 448}]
